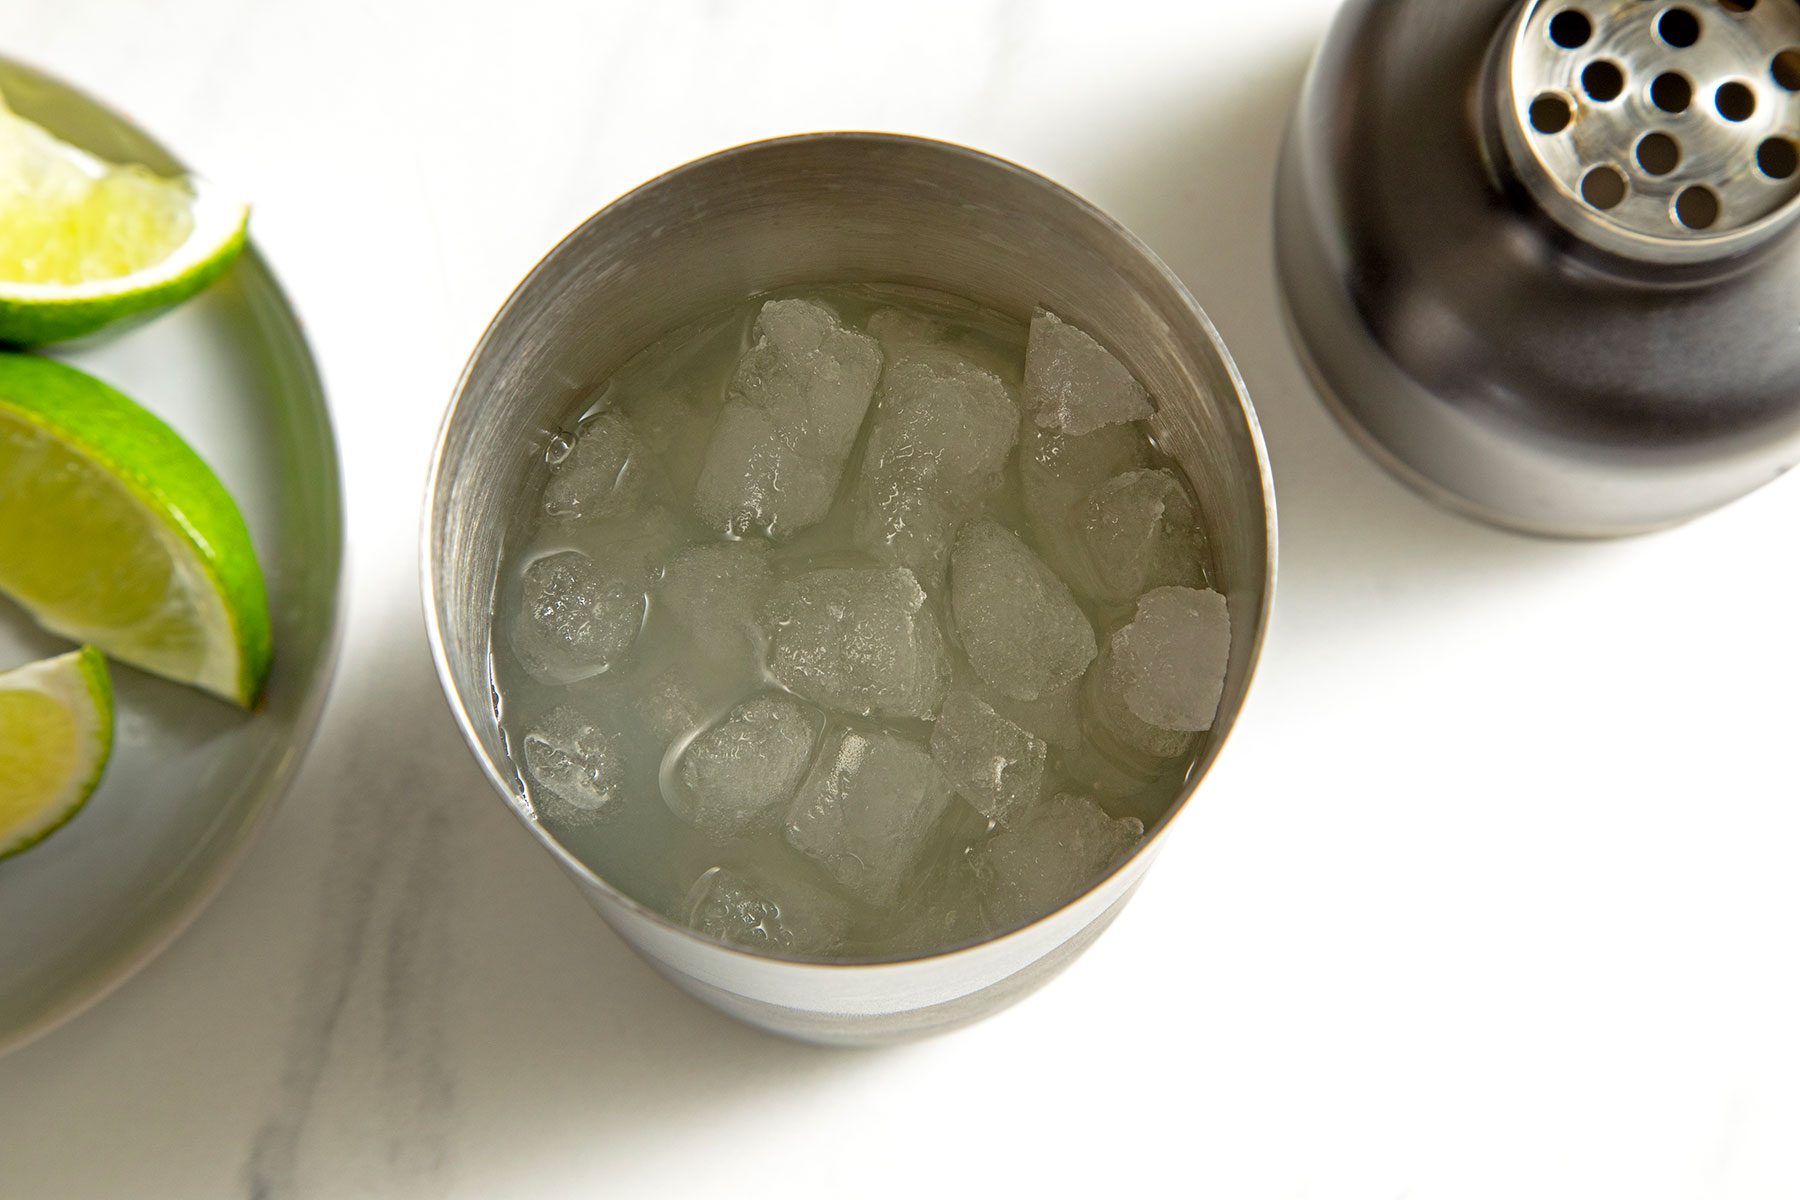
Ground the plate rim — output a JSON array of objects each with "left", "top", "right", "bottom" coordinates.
[{"left": 0, "top": 54, "right": 347, "bottom": 1059}]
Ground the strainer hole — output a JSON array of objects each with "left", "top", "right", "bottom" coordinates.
[
  {"left": 1657, "top": 8, "right": 1702, "bottom": 49},
  {"left": 1531, "top": 92, "right": 1575, "bottom": 133},
  {"left": 1675, "top": 185, "right": 1721, "bottom": 229},
  {"left": 1758, "top": 136, "right": 1799, "bottom": 179},
  {"left": 1652, "top": 71, "right": 1694, "bottom": 113},
  {"left": 1583, "top": 60, "right": 1627, "bottom": 102},
  {"left": 1636, "top": 132, "right": 1683, "bottom": 175},
  {"left": 1716, "top": 81, "right": 1758, "bottom": 121},
  {"left": 1774, "top": 50, "right": 1800, "bottom": 92},
  {"left": 1549, "top": 10, "right": 1594, "bottom": 48},
  {"left": 1719, "top": 0, "right": 1757, "bottom": 12},
  {"left": 1582, "top": 165, "right": 1629, "bottom": 210}
]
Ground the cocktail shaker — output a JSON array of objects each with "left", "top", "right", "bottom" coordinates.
[
  {"left": 1277, "top": 0, "right": 1800, "bottom": 537},
  {"left": 425, "top": 134, "right": 1276, "bottom": 1045}
]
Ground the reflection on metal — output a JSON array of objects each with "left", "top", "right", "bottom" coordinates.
[
  {"left": 1501, "top": 0, "right": 1800, "bottom": 263},
  {"left": 426, "top": 134, "right": 1277, "bottom": 1045},
  {"left": 1277, "top": 0, "right": 1800, "bottom": 538}
]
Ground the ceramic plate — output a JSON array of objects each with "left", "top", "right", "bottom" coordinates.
[{"left": 0, "top": 57, "right": 342, "bottom": 1054}]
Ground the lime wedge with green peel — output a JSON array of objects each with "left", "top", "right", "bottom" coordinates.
[
  {"left": 0, "top": 92, "right": 248, "bottom": 346},
  {"left": 0, "top": 354, "right": 272, "bottom": 705},
  {"left": 0, "top": 646, "right": 113, "bottom": 860}
]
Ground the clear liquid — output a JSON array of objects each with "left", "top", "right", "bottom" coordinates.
[{"left": 491, "top": 284, "right": 1212, "bottom": 960}]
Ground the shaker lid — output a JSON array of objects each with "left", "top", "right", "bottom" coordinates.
[
  {"left": 1497, "top": 0, "right": 1800, "bottom": 264},
  {"left": 1274, "top": 0, "right": 1800, "bottom": 538}
]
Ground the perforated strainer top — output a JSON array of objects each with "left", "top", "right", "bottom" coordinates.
[{"left": 1501, "top": 0, "right": 1800, "bottom": 262}]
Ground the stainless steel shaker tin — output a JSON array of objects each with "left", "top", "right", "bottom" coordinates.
[
  {"left": 423, "top": 134, "right": 1276, "bottom": 1045},
  {"left": 1276, "top": 0, "right": 1800, "bottom": 538}
]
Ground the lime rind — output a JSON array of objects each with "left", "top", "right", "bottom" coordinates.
[
  {"left": 0, "top": 354, "right": 272, "bottom": 705},
  {"left": 0, "top": 646, "right": 114, "bottom": 860},
  {"left": 0, "top": 181, "right": 247, "bottom": 346},
  {"left": 0, "top": 98, "right": 249, "bottom": 346}
]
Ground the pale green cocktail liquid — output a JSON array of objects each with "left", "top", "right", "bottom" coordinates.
[{"left": 491, "top": 285, "right": 1222, "bottom": 961}]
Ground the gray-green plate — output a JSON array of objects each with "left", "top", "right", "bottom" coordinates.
[{"left": 0, "top": 57, "right": 343, "bottom": 1055}]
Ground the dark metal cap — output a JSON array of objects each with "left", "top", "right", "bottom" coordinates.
[
  {"left": 1275, "top": 0, "right": 1800, "bottom": 538},
  {"left": 1501, "top": 0, "right": 1800, "bottom": 263}
]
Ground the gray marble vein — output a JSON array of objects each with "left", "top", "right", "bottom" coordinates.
[
  {"left": 240, "top": 623, "right": 465, "bottom": 1199},
  {"left": 241, "top": 765, "right": 386, "bottom": 1200}
]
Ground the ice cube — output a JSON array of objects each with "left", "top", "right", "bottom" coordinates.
[
  {"left": 869, "top": 305, "right": 1028, "bottom": 389},
  {"left": 762, "top": 565, "right": 951, "bottom": 720},
  {"left": 602, "top": 504, "right": 689, "bottom": 587},
  {"left": 867, "top": 306, "right": 945, "bottom": 355},
  {"left": 888, "top": 864, "right": 994, "bottom": 957},
  {"left": 981, "top": 794, "right": 1144, "bottom": 929},
  {"left": 1083, "top": 635, "right": 1194, "bottom": 763},
  {"left": 854, "top": 490, "right": 961, "bottom": 593},
  {"left": 633, "top": 603, "right": 762, "bottom": 754},
  {"left": 668, "top": 693, "right": 822, "bottom": 837},
  {"left": 754, "top": 299, "right": 884, "bottom": 454},
  {"left": 785, "top": 727, "right": 956, "bottom": 908},
  {"left": 658, "top": 540, "right": 775, "bottom": 637},
  {"left": 930, "top": 689, "right": 1047, "bottom": 825},
  {"left": 547, "top": 502, "right": 686, "bottom": 593},
  {"left": 1019, "top": 421, "right": 1148, "bottom": 584},
  {"left": 949, "top": 520, "right": 1097, "bottom": 702},
  {"left": 685, "top": 866, "right": 851, "bottom": 957},
  {"left": 618, "top": 387, "right": 710, "bottom": 497},
  {"left": 980, "top": 675, "right": 1084, "bottom": 752},
  {"left": 543, "top": 412, "right": 650, "bottom": 523},
  {"left": 1077, "top": 468, "right": 1206, "bottom": 606},
  {"left": 692, "top": 298, "right": 881, "bottom": 538},
  {"left": 638, "top": 661, "right": 716, "bottom": 747},
  {"left": 1023, "top": 309, "right": 1154, "bottom": 437},
  {"left": 510, "top": 550, "right": 646, "bottom": 685},
  {"left": 613, "top": 311, "right": 751, "bottom": 499},
  {"left": 852, "top": 350, "right": 1019, "bottom": 583},
  {"left": 1079, "top": 586, "right": 1228, "bottom": 765},
  {"left": 1115, "top": 586, "right": 1231, "bottom": 733},
  {"left": 521, "top": 706, "right": 627, "bottom": 823},
  {"left": 691, "top": 405, "right": 840, "bottom": 538},
  {"left": 883, "top": 355, "right": 1020, "bottom": 491}
]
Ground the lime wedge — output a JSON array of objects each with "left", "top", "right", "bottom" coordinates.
[
  {"left": 0, "top": 353, "right": 272, "bottom": 705},
  {"left": 0, "top": 646, "right": 113, "bottom": 860},
  {"left": 0, "top": 91, "right": 248, "bottom": 346}
]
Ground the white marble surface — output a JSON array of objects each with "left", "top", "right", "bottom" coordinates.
[{"left": 4, "top": 1, "right": 1800, "bottom": 1196}]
